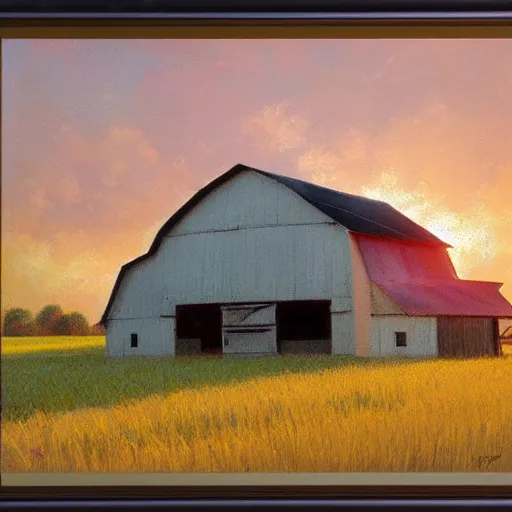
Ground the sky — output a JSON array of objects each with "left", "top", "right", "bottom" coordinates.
[{"left": 2, "top": 38, "right": 512, "bottom": 324}]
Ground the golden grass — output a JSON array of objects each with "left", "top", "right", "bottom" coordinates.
[
  {"left": 3, "top": 355, "right": 512, "bottom": 473},
  {"left": 2, "top": 336, "right": 105, "bottom": 355}
]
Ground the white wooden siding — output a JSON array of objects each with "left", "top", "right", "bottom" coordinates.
[
  {"left": 109, "top": 223, "right": 352, "bottom": 315},
  {"left": 222, "top": 304, "right": 275, "bottom": 327},
  {"left": 221, "top": 304, "right": 277, "bottom": 356},
  {"left": 370, "top": 316, "right": 438, "bottom": 357},
  {"left": 223, "top": 329, "right": 278, "bottom": 356},
  {"left": 106, "top": 170, "right": 355, "bottom": 356},
  {"left": 172, "top": 171, "right": 335, "bottom": 235},
  {"left": 331, "top": 312, "right": 355, "bottom": 354},
  {"left": 106, "top": 318, "right": 174, "bottom": 357}
]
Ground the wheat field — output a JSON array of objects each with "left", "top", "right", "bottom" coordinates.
[{"left": 2, "top": 336, "right": 512, "bottom": 472}]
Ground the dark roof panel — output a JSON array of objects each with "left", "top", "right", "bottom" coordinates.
[{"left": 258, "top": 170, "right": 448, "bottom": 246}]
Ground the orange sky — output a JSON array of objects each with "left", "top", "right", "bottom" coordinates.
[{"left": 2, "top": 39, "right": 512, "bottom": 324}]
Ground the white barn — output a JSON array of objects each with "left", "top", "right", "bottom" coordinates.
[{"left": 100, "top": 164, "right": 512, "bottom": 358}]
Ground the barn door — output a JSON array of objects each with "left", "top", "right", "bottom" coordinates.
[{"left": 221, "top": 304, "right": 277, "bottom": 356}]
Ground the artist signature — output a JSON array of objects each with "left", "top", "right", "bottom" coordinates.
[{"left": 477, "top": 454, "right": 501, "bottom": 470}]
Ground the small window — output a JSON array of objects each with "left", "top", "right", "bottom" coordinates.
[
  {"left": 395, "top": 331, "right": 407, "bottom": 347},
  {"left": 131, "top": 333, "right": 138, "bottom": 348}
]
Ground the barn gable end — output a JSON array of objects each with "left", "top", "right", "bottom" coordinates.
[
  {"left": 104, "top": 168, "right": 359, "bottom": 357},
  {"left": 171, "top": 170, "right": 335, "bottom": 236}
]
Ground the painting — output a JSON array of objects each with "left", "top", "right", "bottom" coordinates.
[{"left": 2, "top": 36, "right": 512, "bottom": 478}]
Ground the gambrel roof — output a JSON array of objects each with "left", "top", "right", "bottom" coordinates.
[{"left": 100, "top": 163, "right": 451, "bottom": 324}]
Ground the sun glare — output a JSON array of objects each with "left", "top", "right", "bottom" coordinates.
[{"left": 361, "top": 172, "right": 500, "bottom": 279}]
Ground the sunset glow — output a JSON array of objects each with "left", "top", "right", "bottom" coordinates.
[{"left": 2, "top": 39, "right": 512, "bottom": 323}]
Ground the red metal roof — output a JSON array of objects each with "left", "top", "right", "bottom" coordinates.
[
  {"left": 374, "top": 279, "right": 512, "bottom": 318},
  {"left": 355, "top": 233, "right": 458, "bottom": 281},
  {"left": 354, "top": 234, "right": 512, "bottom": 318}
]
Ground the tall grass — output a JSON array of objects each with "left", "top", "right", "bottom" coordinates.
[
  {"left": 2, "top": 339, "right": 511, "bottom": 472},
  {"left": 2, "top": 336, "right": 105, "bottom": 356},
  {"left": 1, "top": 337, "right": 399, "bottom": 423}
]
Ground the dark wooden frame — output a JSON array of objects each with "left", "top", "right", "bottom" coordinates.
[{"left": 1, "top": 4, "right": 512, "bottom": 509}]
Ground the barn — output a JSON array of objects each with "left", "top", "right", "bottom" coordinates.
[{"left": 100, "top": 164, "right": 512, "bottom": 358}]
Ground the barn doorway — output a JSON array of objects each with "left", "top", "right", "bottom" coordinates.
[
  {"left": 175, "top": 304, "right": 222, "bottom": 355},
  {"left": 276, "top": 301, "right": 332, "bottom": 354}
]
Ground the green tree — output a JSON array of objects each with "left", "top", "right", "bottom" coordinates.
[
  {"left": 35, "top": 304, "right": 64, "bottom": 335},
  {"left": 3, "top": 308, "right": 34, "bottom": 337},
  {"left": 90, "top": 323, "right": 106, "bottom": 336},
  {"left": 54, "top": 312, "right": 90, "bottom": 336}
]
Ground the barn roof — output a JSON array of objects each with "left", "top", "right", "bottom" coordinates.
[
  {"left": 256, "top": 169, "right": 449, "bottom": 247},
  {"left": 374, "top": 279, "right": 512, "bottom": 318},
  {"left": 100, "top": 163, "right": 451, "bottom": 324},
  {"left": 355, "top": 233, "right": 512, "bottom": 318}
]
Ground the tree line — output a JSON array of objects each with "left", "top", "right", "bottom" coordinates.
[{"left": 1, "top": 305, "right": 105, "bottom": 337}]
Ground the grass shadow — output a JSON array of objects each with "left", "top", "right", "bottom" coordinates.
[{"left": 2, "top": 346, "right": 423, "bottom": 423}]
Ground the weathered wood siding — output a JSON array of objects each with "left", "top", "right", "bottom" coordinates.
[
  {"left": 223, "top": 330, "right": 278, "bottom": 356},
  {"left": 171, "top": 170, "right": 338, "bottom": 235},
  {"left": 106, "top": 318, "right": 174, "bottom": 357},
  {"left": 437, "top": 316, "right": 499, "bottom": 358},
  {"left": 370, "top": 316, "right": 438, "bottom": 357},
  {"left": 222, "top": 304, "right": 277, "bottom": 356},
  {"left": 370, "top": 283, "right": 405, "bottom": 315},
  {"left": 106, "top": 170, "right": 355, "bottom": 356}
]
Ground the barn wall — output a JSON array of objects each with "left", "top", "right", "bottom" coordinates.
[
  {"left": 106, "top": 318, "right": 174, "bottom": 357},
  {"left": 106, "top": 170, "right": 355, "bottom": 356},
  {"left": 109, "top": 258, "right": 166, "bottom": 319},
  {"left": 370, "top": 316, "right": 438, "bottom": 357},
  {"left": 331, "top": 311, "right": 355, "bottom": 354},
  {"left": 349, "top": 235, "right": 372, "bottom": 356},
  {"left": 171, "top": 170, "right": 336, "bottom": 235},
  {"left": 437, "top": 316, "right": 498, "bottom": 358}
]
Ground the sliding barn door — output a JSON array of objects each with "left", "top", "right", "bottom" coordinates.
[{"left": 221, "top": 304, "right": 277, "bottom": 356}]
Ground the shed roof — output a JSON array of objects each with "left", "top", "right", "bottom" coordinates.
[
  {"left": 355, "top": 232, "right": 512, "bottom": 318},
  {"left": 374, "top": 279, "right": 512, "bottom": 318},
  {"left": 100, "top": 163, "right": 450, "bottom": 324}
]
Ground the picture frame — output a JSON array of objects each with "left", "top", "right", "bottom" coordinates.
[{"left": 1, "top": 1, "right": 511, "bottom": 509}]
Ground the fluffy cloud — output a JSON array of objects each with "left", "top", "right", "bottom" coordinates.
[
  {"left": 3, "top": 38, "right": 512, "bottom": 321},
  {"left": 243, "top": 102, "right": 310, "bottom": 154}
]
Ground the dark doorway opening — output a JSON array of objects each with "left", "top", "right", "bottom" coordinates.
[
  {"left": 175, "top": 304, "right": 222, "bottom": 355},
  {"left": 276, "top": 301, "right": 331, "bottom": 354}
]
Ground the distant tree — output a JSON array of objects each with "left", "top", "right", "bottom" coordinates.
[
  {"left": 90, "top": 323, "right": 106, "bottom": 336},
  {"left": 3, "top": 308, "right": 35, "bottom": 337},
  {"left": 35, "top": 304, "right": 64, "bottom": 335},
  {"left": 54, "top": 312, "right": 90, "bottom": 336}
]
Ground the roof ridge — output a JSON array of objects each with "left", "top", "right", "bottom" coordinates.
[{"left": 256, "top": 168, "right": 387, "bottom": 205}]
